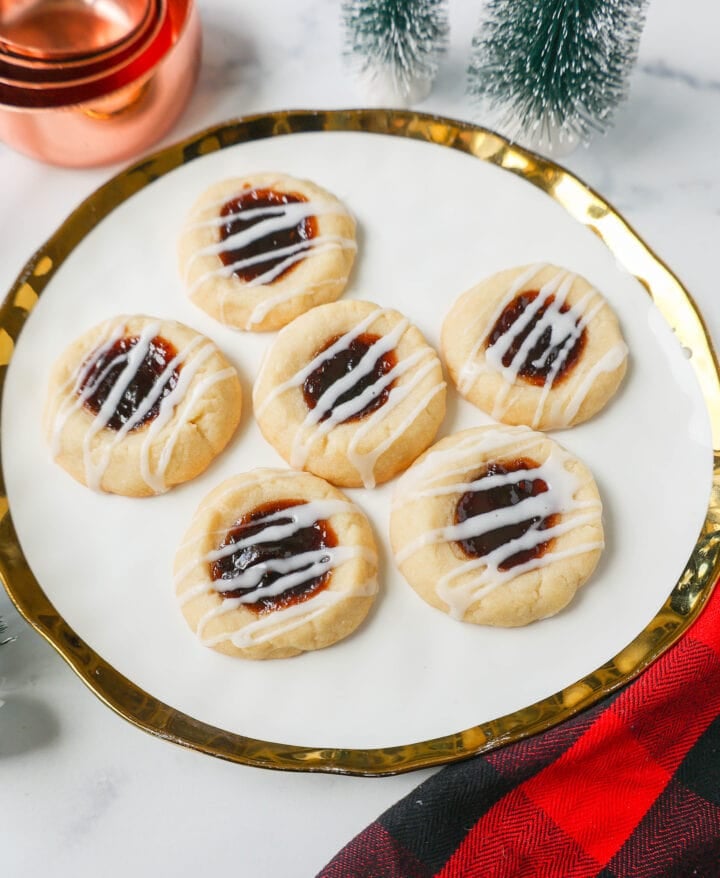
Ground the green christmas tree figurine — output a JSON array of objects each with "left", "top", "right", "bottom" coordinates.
[
  {"left": 467, "top": 0, "right": 648, "bottom": 155},
  {"left": 342, "top": 0, "right": 449, "bottom": 106}
]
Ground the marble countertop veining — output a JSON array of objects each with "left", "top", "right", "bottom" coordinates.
[{"left": 1, "top": 1, "right": 719, "bottom": 876}]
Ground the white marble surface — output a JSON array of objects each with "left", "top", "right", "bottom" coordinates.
[{"left": 1, "top": 1, "right": 719, "bottom": 875}]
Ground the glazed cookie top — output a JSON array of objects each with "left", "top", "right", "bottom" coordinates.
[
  {"left": 45, "top": 315, "right": 242, "bottom": 496},
  {"left": 174, "top": 468, "right": 378, "bottom": 659},
  {"left": 179, "top": 173, "right": 357, "bottom": 332},
  {"left": 253, "top": 299, "right": 446, "bottom": 489},
  {"left": 390, "top": 425, "right": 605, "bottom": 626},
  {"left": 442, "top": 264, "right": 628, "bottom": 430}
]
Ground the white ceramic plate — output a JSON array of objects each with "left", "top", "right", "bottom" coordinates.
[{"left": 1, "top": 112, "right": 716, "bottom": 770}]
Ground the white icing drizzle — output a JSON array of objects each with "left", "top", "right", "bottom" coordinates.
[
  {"left": 253, "top": 307, "right": 445, "bottom": 488},
  {"left": 185, "top": 199, "right": 343, "bottom": 262},
  {"left": 245, "top": 277, "right": 340, "bottom": 330},
  {"left": 254, "top": 308, "right": 386, "bottom": 418},
  {"left": 183, "top": 191, "right": 357, "bottom": 324},
  {"left": 436, "top": 537, "right": 603, "bottom": 620},
  {"left": 486, "top": 271, "right": 574, "bottom": 423},
  {"left": 393, "top": 428, "right": 603, "bottom": 619},
  {"left": 458, "top": 263, "right": 543, "bottom": 394},
  {"left": 458, "top": 265, "right": 627, "bottom": 427},
  {"left": 175, "top": 498, "right": 377, "bottom": 649},
  {"left": 528, "top": 291, "right": 603, "bottom": 426},
  {"left": 552, "top": 340, "right": 629, "bottom": 427},
  {"left": 288, "top": 317, "right": 408, "bottom": 471},
  {"left": 50, "top": 319, "right": 125, "bottom": 458},
  {"left": 173, "top": 470, "right": 316, "bottom": 584},
  {"left": 202, "top": 574, "right": 377, "bottom": 650},
  {"left": 394, "top": 428, "right": 543, "bottom": 507},
  {"left": 206, "top": 499, "right": 355, "bottom": 564},
  {"left": 346, "top": 353, "right": 444, "bottom": 489},
  {"left": 50, "top": 318, "right": 233, "bottom": 494}
]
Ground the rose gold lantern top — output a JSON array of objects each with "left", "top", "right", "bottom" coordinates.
[
  {"left": 0, "top": 0, "right": 152, "bottom": 60},
  {"left": 0, "top": 0, "right": 171, "bottom": 106},
  {"left": 0, "top": 0, "right": 166, "bottom": 89},
  {"left": 0, "top": 0, "right": 201, "bottom": 167},
  {"left": 0, "top": 0, "right": 159, "bottom": 77}
]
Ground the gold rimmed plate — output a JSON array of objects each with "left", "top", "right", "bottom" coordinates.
[{"left": 1, "top": 109, "right": 719, "bottom": 776}]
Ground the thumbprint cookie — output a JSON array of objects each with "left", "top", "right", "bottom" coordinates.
[
  {"left": 45, "top": 315, "right": 242, "bottom": 497},
  {"left": 390, "top": 425, "right": 604, "bottom": 627},
  {"left": 441, "top": 264, "right": 628, "bottom": 429},
  {"left": 253, "top": 300, "right": 447, "bottom": 489},
  {"left": 179, "top": 173, "right": 357, "bottom": 332},
  {"left": 174, "top": 468, "right": 378, "bottom": 659}
]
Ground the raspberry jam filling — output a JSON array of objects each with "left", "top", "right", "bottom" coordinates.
[
  {"left": 211, "top": 500, "right": 338, "bottom": 614},
  {"left": 486, "top": 290, "right": 586, "bottom": 385},
  {"left": 303, "top": 333, "right": 397, "bottom": 423},
  {"left": 79, "top": 334, "right": 179, "bottom": 431},
  {"left": 455, "top": 458, "right": 558, "bottom": 571},
  {"left": 219, "top": 188, "right": 317, "bottom": 284}
]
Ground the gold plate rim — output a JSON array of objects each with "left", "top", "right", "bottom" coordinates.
[{"left": 1, "top": 108, "right": 719, "bottom": 777}]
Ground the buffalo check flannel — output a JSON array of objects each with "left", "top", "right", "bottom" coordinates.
[{"left": 319, "top": 584, "right": 720, "bottom": 877}]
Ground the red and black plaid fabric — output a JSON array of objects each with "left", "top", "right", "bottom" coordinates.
[{"left": 319, "top": 585, "right": 720, "bottom": 877}]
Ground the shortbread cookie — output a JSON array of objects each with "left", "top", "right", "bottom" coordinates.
[
  {"left": 174, "top": 468, "right": 378, "bottom": 659},
  {"left": 253, "top": 300, "right": 447, "bottom": 489},
  {"left": 179, "top": 173, "right": 357, "bottom": 332},
  {"left": 390, "top": 425, "right": 604, "bottom": 626},
  {"left": 45, "top": 315, "right": 242, "bottom": 497},
  {"left": 441, "top": 264, "right": 628, "bottom": 429}
]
